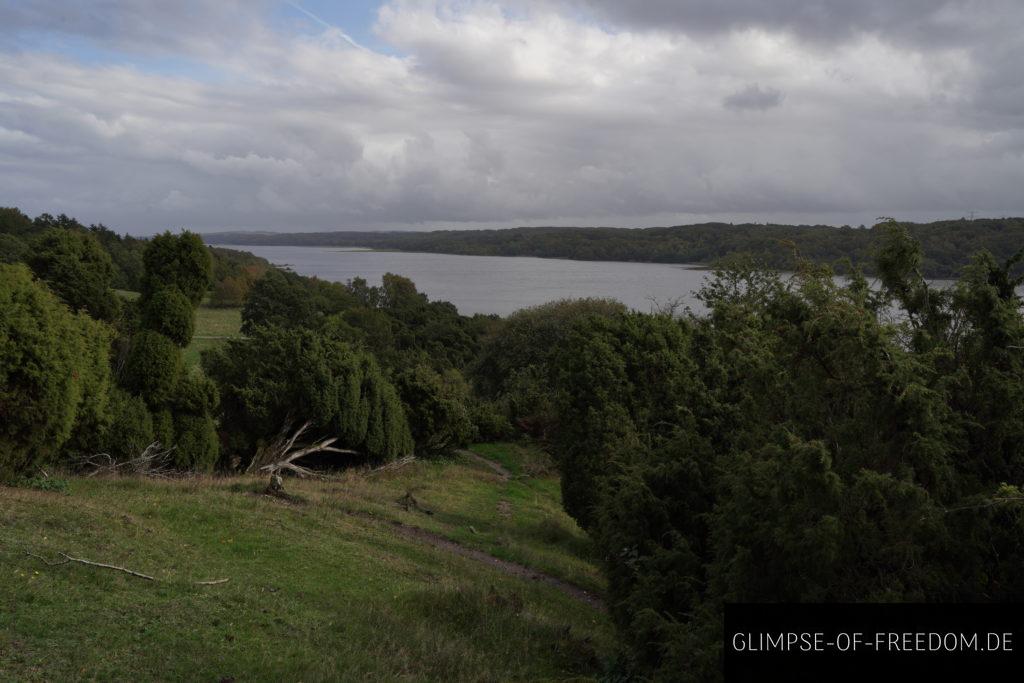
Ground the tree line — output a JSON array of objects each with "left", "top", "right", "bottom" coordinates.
[{"left": 205, "top": 217, "right": 1024, "bottom": 278}]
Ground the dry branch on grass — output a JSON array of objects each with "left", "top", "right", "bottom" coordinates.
[
  {"left": 77, "top": 442, "right": 176, "bottom": 478},
  {"left": 25, "top": 551, "right": 228, "bottom": 585},
  {"left": 365, "top": 455, "right": 416, "bottom": 477}
]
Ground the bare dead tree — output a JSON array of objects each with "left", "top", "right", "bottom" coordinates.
[{"left": 253, "top": 420, "right": 359, "bottom": 480}]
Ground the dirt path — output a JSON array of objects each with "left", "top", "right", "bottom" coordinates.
[
  {"left": 350, "top": 510, "right": 604, "bottom": 611},
  {"left": 458, "top": 449, "right": 512, "bottom": 481}
]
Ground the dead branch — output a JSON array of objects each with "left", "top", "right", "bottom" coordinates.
[
  {"left": 25, "top": 551, "right": 229, "bottom": 585},
  {"left": 78, "top": 442, "right": 175, "bottom": 478},
  {"left": 26, "top": 551, "right": 154, "bottom": 580},
  {"left": 364, "top": 455, "right": 416, "bottom": 477}
]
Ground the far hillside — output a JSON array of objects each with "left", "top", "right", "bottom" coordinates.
[{"left": 204, "top": 217, "right": 1024, "bottom": 278}]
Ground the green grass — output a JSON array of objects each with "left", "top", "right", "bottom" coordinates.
[
  {"left": 0, "top": 444, "right": 612, "bottom": 681},
  {"left": 184, "top": 306, "right": 243, "bottom": 368},
  {"left": 111, "top": 290, "right": 242, "bottom": 369},
  {"left": 114, "top": 289, "right": 140, "bottom": 301},
  {"left": 470, "top": 442, "right": 557, "bottom": 477}
]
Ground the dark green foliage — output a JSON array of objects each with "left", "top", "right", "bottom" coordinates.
[
  {"left": 141, "top": 287, "right": 195, "bottom": 346},
  {"left": 534, "top": 238, "right": 1024, "bottom": 680},
  {"left": 170, "top": 373, "right": 220, "bottom": 470},
  {"left": 472, "top": 298, "right": 627, "bottom": 436},
  {"left": 468, "top": 399, "right": 516, "bottom": 442},
  {"left": 241, "top": 268, "right": 323, "bottom": 333},
  {"left": 241, "top": 268, "right": 484, "bottom": 374},
  {"left": 30, "top": 213, "right": 148, "bottom": 292},
  {"left": 172, "top": 412, "right": 219, "bottom": 472},
  {"left": 0, "top": 233, "right": 28, "bottom": 264},
  {"left": 173, "top": 372, "right": 219, "bottom": 415},
  {"left": 394, "top": 364, "right": 475, "bottom": 457},
  {"left": 0, "top": 264, "right": 111, "bottom": 481},
  {"left": 121, "top": 330, "right": 182, "bottom": 407},
  {"left": 27, "top": 227, "right": 120, "bottom": 321},
  {"left": 141, "top": 231, "right": 213, "bottom": 305},
  {"left": 86, "top": 223, "right": 147, "bottom": 292},
  {"left": 0, "top": 207, "right": 34, "bottom": 237},
  {"left": 101, "top": 389, "right": 155, "bottom": 460},
  {"left": 209, "top": 246, "right": 269, "bottom": 284},
  {"left": 203, "top": 326, "right": 413, "bottom": 465},
  {"left": 551, "top": 311, "right": 697, "bottom": 528},
  {"left": 152, "top": 409, "right": 175, "bottom": 450}
]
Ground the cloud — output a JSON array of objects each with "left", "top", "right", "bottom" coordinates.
[
  {"left": 0, "top": 1, "right": 1021, "bottom": 233},
  {"left": 723, "top": 83, "right": 784, "bottom": 111},
  {"left": 543, "top": 0, "right": 1018, "bottom": 47}
]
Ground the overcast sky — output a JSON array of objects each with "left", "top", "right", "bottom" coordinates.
[{"left": 1, "top": 0, "right": 1022, "bottom": 235}]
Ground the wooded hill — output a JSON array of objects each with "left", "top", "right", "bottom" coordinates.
[{"left": 204, "top": 217, "right": 1024, "bottom": 278}]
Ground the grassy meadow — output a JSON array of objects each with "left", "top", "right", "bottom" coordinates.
[
  {"left": 184, "top": 305, "right": 244, "bottom": 368},
  {"left": 115, "top": 288, "right": 244, "bottom": 369},
  {"left": 0, "top": 444, "right": 612, "bottom": 681}
]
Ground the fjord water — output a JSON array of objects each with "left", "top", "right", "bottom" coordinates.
[{"left": 225, "top": 245, "right": 713, "bottom": 316}]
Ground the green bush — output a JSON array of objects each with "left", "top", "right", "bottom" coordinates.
[
  {"left": 141, "top": 286, "right": 195, "bottom": 346},
  {"left": 101, "top": 389, "right": 155, "bottom": 461},
  {"left": 0, "top": 264, "right": 111, "bottom": 481},
  {"left": 27, "top": 227, "right": 119, "bottom": 321},
  {"left": 152, "top": 409, "right": 175, "bottom": 449},
  {"left": 469, "top": 399, "right": 516, "bottom": 442},
  {"left": 0, "top": 233, "right": 27, "bottom": 264},
  {"left": 203, "top": 326, "right": 412, "bottom": 466},
  {"left": 395, "top": 364, "right": 475, "bottom": 457},
  {"left": 471, "top": 298, "right": 626, "bottom": 432},
  {"left": 173, "top": 372, "right": 219, "bottom": 414},
  {"left": 141, "top": 231, "right": 212, "bottom": 306},
  {"left": 122, "top": 330, "right": 181, "bottom": 407},
  {"left": 172, "top": 412, "right": 219, "bottom": 472}
]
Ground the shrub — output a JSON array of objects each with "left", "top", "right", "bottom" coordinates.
[
  {"left": 141, "top": 231, "right": 212, "bottom": 305},
  {"left": 101, "top": 389, "right": 155, "bottom": 461},
  {"left": 469, "top": 399, "right": 516, "bottom": 442},
  {"left": 203, "top": 326, "right": 412, "bottom": 466},
  {"left": 152, "top": 409, "right": 175, "bottom": 449},
  {"left": 141, "top": 286, "right": 195, "bottom": 346},
  {"left": 172, "top": 412, "right": 219, "bottom": 472},
  {"left": 173, "top": 372, "right": 219, "bottom": 414},
  {"left": 0, "top": 233, "right": 27, "bottom": 264},
  {"left": 394, "top": 364, "right": 475, "bottom": 457},
  {"left": 26, "top": 227, "right": 119, "bottom": 321},
  {"left": 122, "top": 330, "right": 181, "bottom": 407},
  {"left": 0, "top": 264, "right": 111, "bottom": 481}
]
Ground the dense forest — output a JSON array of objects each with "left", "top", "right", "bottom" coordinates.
[
  {"left": 4, "top": 207, "right": 1024, "bottom": 681},
  {"left": 205, "top": 217, "right": 1024, "bottom": 278}
]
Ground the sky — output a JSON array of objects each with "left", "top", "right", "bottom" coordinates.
[{"left": 1, "top": 0, "right": 1022, "bottom": 235}]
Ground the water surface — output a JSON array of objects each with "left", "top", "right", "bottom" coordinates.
[{"left": 225, "top": 245, "right": 711, "bottom": 316}]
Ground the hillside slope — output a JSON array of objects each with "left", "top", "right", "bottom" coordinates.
[{"left": 0, "top": 445, "right": 611, "bottom": 682}]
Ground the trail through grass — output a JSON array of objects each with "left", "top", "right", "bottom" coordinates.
[{"left": 0, "top": 443, "right": 611, "bottom": 681}]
